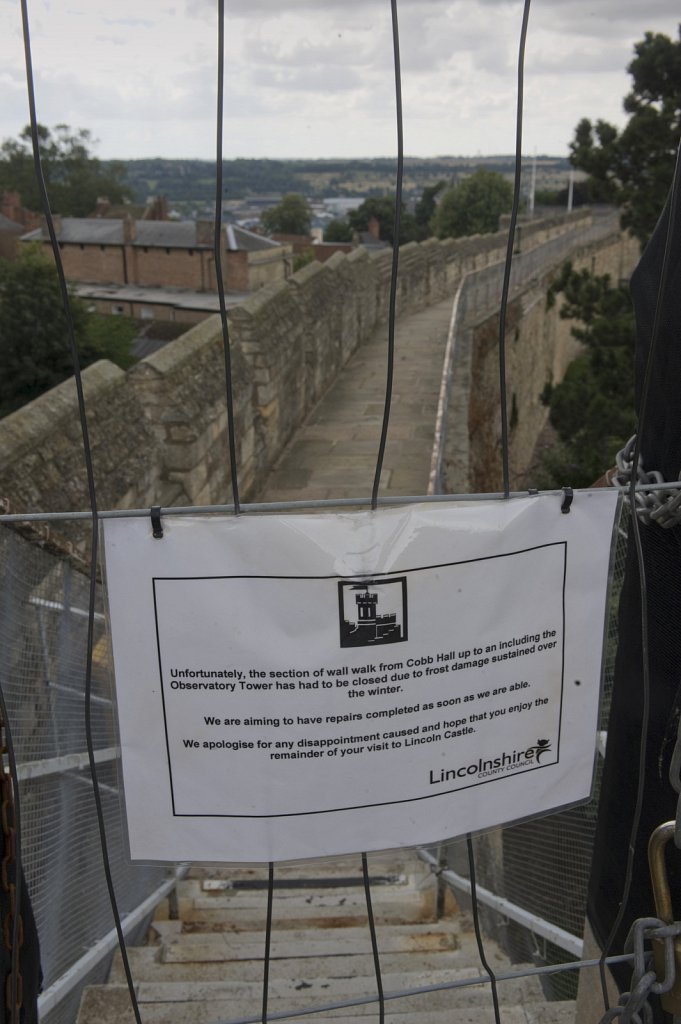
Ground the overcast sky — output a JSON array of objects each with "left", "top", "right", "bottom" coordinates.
[{"left": 0, "top": 1, "right": 678, "bottom": 161}]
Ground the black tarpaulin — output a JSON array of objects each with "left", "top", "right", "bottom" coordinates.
[{"left": 587, "top": 163, "right": 681, "bottom": 1018}]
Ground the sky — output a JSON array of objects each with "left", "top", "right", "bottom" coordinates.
[{"left": 0, "top": 0, "right": 678, "bottom": 161}]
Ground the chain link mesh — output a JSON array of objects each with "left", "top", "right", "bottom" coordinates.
[
  {"left": 0, "top": 524, "right": 168, "bottom": 1024},
  {"left": 434, "top": 507, "right": 628, "bottom": 1001}
]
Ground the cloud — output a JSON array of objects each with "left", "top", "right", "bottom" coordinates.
[{"left": 0, "top": 0, "right": 678, "bottom": 160}]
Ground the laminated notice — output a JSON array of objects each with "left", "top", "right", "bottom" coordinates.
[{"left": 102, "top": 492, "right": 619, "bottom": 862}]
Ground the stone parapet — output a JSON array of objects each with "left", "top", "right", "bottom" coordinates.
[{"left": 0, "top": 214, "right": 610, "bottom": 548}]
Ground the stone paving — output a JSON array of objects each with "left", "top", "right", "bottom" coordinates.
[
  {"left": 256, "top": 296, "right": 456, "bottom": 503},
  {"left": 78, "top": 853, "right": 577, "bottom": 1024}
]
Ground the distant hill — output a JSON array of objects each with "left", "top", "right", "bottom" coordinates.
[{"left": 111, "top": 156, "right": 573, "bottom": 210}]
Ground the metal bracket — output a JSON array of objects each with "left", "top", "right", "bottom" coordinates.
[{"left": 150, "top": 506, "right": 164, "bottom": 539}]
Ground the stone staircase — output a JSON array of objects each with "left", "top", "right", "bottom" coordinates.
[{"left": 76, "top": 851, "right": 576, "bottom": 1023}]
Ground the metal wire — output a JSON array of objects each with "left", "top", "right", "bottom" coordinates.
[
  {"left": 599, "top": 133, "right": 681, "bottom": 1011},
  {"left": 206, "top": 952, "right": 638, "bottom": 1024},
  {"left": 361, "top": 852, "right": 385, "bottom": 1024},
  {"left": 0, "top": 682, "right": 22, "bottom": 1024},
  {"left": 371, "top": 0, "right": 403, "bottom": 510},
  {"left": 215, "top": 0, "right": 241, "bottom": 514},
  {"left": 467, "top": 834, "right": 502, "bottom": 1024},
  {"left": 498, "top": 0, "right": 531, "bottom": 499},
  {"left": 18, "top": 4, "right": 143, "bottom": 1022},
  {"left": 466, "top": 4, "right": 530, "bottom": 1012},
  {"left": 261, "top": 862, "right": 274, "bottom": 1024},
  {"left": 0, "top": 484, "right": 658, "bottom": 526}
]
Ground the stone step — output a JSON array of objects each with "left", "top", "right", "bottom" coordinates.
[
  {"left": 178, "top": 904, "right": 437, "bottom": 930},
  {"left": 167, "top": 874, "right": 436, "bottom": 910},
  {"left": 77, "top": 984, "right": 574, "bottom": 1024},
  {"left": 80, "top": 970, "right": 544, "bottom": 1016},
  {"left": 160, "top": 923, "right": 462, "bottom": 960},
  {"left": 109, "top": 944, "right": 510, "bottom": 984},
  {"left": 137, "top": 968, "right": 544, "bottom": 1006},
  {"left": 157, "top": 875, "right": 441, "bottom": 929},
  {"left": 187, "top": 854, "right": 427, "bottom": 882},
  {"left": 189, "top": 888, "right": 434, "bottom": 913}
]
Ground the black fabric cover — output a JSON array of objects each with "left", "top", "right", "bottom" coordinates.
[{"left": 587, "top": 173, "right": 681, "bottom": 1018}]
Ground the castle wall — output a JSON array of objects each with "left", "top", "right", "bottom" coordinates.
[
  {"left": 446, "top": 229, "right": 640, "bottom": 493},
  {"left": 0, "top": 211, "right": 605, "bottom": 548}
]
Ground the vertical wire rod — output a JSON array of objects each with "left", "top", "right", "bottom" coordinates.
[
  {"left": 361, "top": 853, "right": 385, "bottom": 1024},
  {"left": 262, "top": 863, "right": 274, "bottom": 1024},
  {"left": 371, "top": 0, "right": 403, "bottom": 510},
  {"left": 466, "top": 834, "right": 502, "bottom": 1024},
  {"left": 0, "top": 683, "right": 22, "bottom": 1024},
  {"left": 497, "top": 0, "right": 532, "bottom": 499},
  {"left": 18, "top": 4, "right": 143, "bottom": 1023},
  {"left": 215, "top": 0, "right": 241, "bottom": 514},
  {"left": 598, "top": 135, "right": 681, "bottom": 1010}
]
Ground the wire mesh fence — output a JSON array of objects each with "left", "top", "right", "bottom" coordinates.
[
  {"left": 0, "top": 500, "right": 627, "bottom": 1023},
  {"left": 0, "top": 524, "right": 169, "bottom": 1024},
  {"left": 428, "top": 506, "right": 629, "bottom": 1004},
  {"left": 2, "top": 0, "right": 676, "bottom": 1020}
]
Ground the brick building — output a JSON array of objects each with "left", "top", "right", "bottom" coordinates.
[
  {"left": 0, "top": 214, "right": 24, "bottom": 261},
  {"left": 21, "top": 216, "right": 292, "bottom": 320}
]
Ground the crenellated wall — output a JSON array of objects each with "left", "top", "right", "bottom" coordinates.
[
  {"left": 0, "top": 211, "right": 602, "bottom": 547},
  {"left": 443, "top": 224, "right": 640, "bottom": 494}
]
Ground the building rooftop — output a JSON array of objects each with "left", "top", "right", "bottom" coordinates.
[
  {"left": 74, "top": 282, "right": 249, "bottom": 312},
  {"left": 0, "top": 213, "right": 25, "bottom": 234},
  {"left": 22, "top": 218, "right": 282, "bottom": 253},
  {"left": 226, "top": 224, "right": 280, "bottom": 252}
]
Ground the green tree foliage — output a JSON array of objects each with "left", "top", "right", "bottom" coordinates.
[
  {"left": 0, "top": 124, "right": 131, "bottom": 216},
  {"left": 432, "top": 169, "right": 513, "bottom": 239},
  {"left": 569, "top": 27, "right": 681, "bottom": 245},
  {"left": 292, "top": 249, "right": 316, "bottom": 272},
  {"left": 534, "top": 180, "right": 595, "bottom": 208},
  {"left": 539, "top": 262, "right": 636, "bottom": 488},
  {"left": 324, "top": 218, "right": 353, "bottom": 243},
  {"left": 414, "top": 180, "right": 446, "bottom": 232},
  {"left": 347, "top": 195, "right": 418, "bottom": 245},
  {"left": 0, "top": 247, "right": 135, "bottom": 417},
  {"left": 261, "top": 193, "right": 312, "bottom": 235}
]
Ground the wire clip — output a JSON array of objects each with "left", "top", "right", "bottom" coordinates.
[
  {"left": 150, "top": 506, "right": 164, "bottom": 539},
  {"left": 561, "top": 487, "right": 573, "bottom": 514}
]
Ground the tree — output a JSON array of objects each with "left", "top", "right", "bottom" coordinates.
[
  {"left": 538, "top": 262, "right": 636, "bottom": 488},
  {"left": 324, "top": 218, "right": 353, "bottom": 243},
  {"left": 347, "top": 195, "right": 418, "bottom": 245},
  {"left": 261, "top": 193, "right": 312, "bottom": 236},
  {"left": 0, "top": 247, "right": 134, "bottom": 417},
  {"left": 414, "top": 180, "right": 446, "bottom": 234},
  {"left": 0, "top": 124, "right": 131, "bottom": 216},
  {"left": 569, "top": 27, "right": 681, "bottom": 245},
  {"left": 432, "top": 169, "right": 513, "bottom": 239}
]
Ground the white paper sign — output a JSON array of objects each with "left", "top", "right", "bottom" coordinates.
[{"left": 102, "top": 492, "right": 618, "bottom": 862}]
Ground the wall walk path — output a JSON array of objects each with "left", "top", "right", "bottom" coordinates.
[{"left": 255, "top": 296, "right": 455, "bottom": 503}]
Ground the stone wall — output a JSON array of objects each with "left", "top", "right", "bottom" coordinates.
[
  {"left": 0, "top": 211, "right": 600, "bottom": 547},
  {"left": 444, "top": 226, "right": 640, "bottom": 493}
]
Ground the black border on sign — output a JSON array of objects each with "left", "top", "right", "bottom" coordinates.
[
  {"left": 337, "top": 576, "right": 408, "bottom": 647},
  {"left": 151, "top": 540, "right": 567, "bottom": 819}
]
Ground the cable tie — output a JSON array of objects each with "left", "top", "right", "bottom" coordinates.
[{"left": 150, "top": 506, "right": 164, "bottom": 539}]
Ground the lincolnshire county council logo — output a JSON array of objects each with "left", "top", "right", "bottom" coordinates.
[
  {"left": 531, "top": 738, "right": 552, "bottom": 763},
  {"left": 338, "top": 577, "right": 408, "bottom": 648},
  {"left": 429, "top": 738, "right": 554, "bottom": 787}
]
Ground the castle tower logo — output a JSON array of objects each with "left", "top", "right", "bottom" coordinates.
[{"left": 338, "top": 577, "right": 408, "bottom": 648}]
